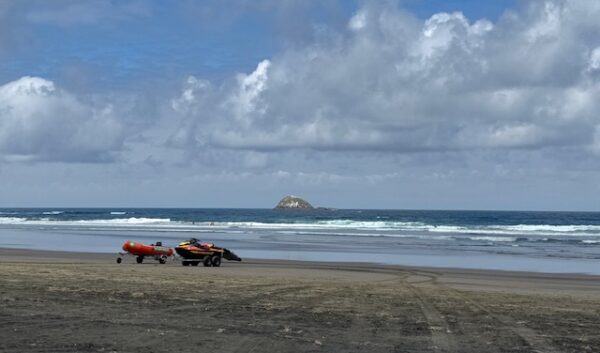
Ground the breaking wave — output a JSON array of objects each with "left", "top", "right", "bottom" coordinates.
[
  {"left": 205, "top": 220, "right": 600, "bottom": 237},
  {"left": 0, "top": 216, "right": 599, "bottom": 243},
  {"left": 0, "top": 217, "right": 171, "bottom": 226}
]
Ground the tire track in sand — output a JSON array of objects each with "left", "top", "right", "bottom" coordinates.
[
  {"left": 405, "top": 270, "right": 562, "bottom": 353},
  {"left": 441, "top": 287, "right": 562, "bottom": 353},
  {"left": 403, "top": 272, "right": 458, "bottom": 353}
]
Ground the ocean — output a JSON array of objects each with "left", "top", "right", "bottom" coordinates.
[{"left": 1, "top": 208, "right": 599, "bottom": 274}]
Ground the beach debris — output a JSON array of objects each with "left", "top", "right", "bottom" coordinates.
[{"left": 314, "top": 340, "right": 323, "bottom": 346}]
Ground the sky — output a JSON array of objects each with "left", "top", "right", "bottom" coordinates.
[{"left": 1, "top": 0, "right": 600, "bottom": 211}]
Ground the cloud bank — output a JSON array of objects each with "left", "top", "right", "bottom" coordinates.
[
  {"left": 168, "top": 0, "right": 600, "bottom": 157},
  {"left": 0, "top": 76, "right": 125, "bottom": 162},
  {"left": 3, "top": 0, "right": 600, "bottom": 209}
]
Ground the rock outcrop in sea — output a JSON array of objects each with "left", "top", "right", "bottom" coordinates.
[{"left": 274, "top": 196, "right": 314, "bottom": 209}]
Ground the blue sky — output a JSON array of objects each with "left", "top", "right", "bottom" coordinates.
[
  {"left": 1, "top": 0, "right": 600, "bottom": 210},
  {"left": 2, "top": 1, "right": 337, "bottom": 86},
  {"left": 1, "top": 0, "right": 517, "bottom": 87}
]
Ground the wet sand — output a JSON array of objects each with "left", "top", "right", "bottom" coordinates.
[{"left": 1, "top": 248, "right": 599, "bottom": 353}]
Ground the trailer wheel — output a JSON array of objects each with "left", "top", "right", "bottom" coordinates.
[
  {"left": 116, "top": 257, "right": 122, "bottom": 264},
  {"left": 203, "top": 257, "right": 212, "bottom": 267},
  {"left": 211, "top": 255, "right": 221, "bottom": 267},
  {"left": 191, "top": 261, "right": 200, "bottom": 267},
  {"left": 159, "top": 257, "right": 166, "bottom": 264},
  {"left": 182, "top": 261, "right": 190, "bottom": 266},
  {"left": 136, "top": 256, "right": 144, "bottom": 264}
]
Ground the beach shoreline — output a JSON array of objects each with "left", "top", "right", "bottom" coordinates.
[
  {"left": 2, "top": 207, "right": 600, "bottom": 276},
  {"left": 1, "top": 247, "right": 599, "bottom": 352},
  {"left": 1, "top": 247, "right": 599, "bottom": 287}
]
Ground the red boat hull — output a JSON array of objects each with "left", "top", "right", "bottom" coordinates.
[{"left": 122, "top": 240, "right": 173, "bottom": 257}]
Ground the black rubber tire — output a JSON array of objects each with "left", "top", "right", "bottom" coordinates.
[
  {"left": 203, "top": 257, "right": 212, "bottom": 267},
  {"left": 211, "top": 255, "right": 222, "bottom": 267},
  {"left": 136, "top": 256, "right": 144, "bottom": 264},
  {"left": 116, "top": 257, "right": 122, "bottom": 264},
  {"left": 182, "top": 261, "right": 190, "bottom": 266},
  {"left": 159, "top": 257, "right": 166, "bottom": 264},
  {"left": 191, "top": 261, "right": 200, "bottom": 267}
]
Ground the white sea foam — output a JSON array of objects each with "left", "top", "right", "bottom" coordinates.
[
  {"left": 191, "top": 221, "right": 600, "bottom": 239},
  {"left": 74, "top": 218, "right": 171, "bottom": 225},
  {"left": 1, "top": 216, "right": 600, "bottom": 239},
  {"left": 0, "top": 217, "right": 171, "bottom": 227},
  {"left": 502, "top": 224, "right": 600, "bottom": 232},
  {"left": 466, "top": 236, "right": 517, "bottom": 242},
  {"left": 425, "top": 224, "right": 600, "bottom": 237},
  {"left": 0, "top": 217, "right": 28, "bottom": 224},
  {"left": 42, "top": 211, "right": 63, "bottom": 215},
  {"left": 209, "top": 220, "right": 427, "bottom": 231}
]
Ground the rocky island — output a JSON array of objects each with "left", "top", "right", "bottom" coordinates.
[{"left": 274, "top": 195, "right": 314, "bottom": 209}]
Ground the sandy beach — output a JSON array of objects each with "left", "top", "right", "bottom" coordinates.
[{"left": 1, "top": 248, "right": 599, "bottom": 353}]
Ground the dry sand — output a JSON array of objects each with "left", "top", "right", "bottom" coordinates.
[{"left": 1, "top": 248, "right": 599, "bottom": 353}]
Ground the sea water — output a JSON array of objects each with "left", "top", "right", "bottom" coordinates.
[{"left": 0, "top": 208, "right": 599, "bottom": 274}]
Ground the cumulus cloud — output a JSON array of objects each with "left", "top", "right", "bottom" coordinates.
[
  {"left": 167, "top": 0, "right": 600, "bottom": 156},
  {"left": 0, "top": 76, "right": 126, "bottom": 162}
]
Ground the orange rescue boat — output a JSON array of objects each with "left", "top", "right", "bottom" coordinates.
[{"left": 117, "top": 240, "right": 174, "bottom": 264}]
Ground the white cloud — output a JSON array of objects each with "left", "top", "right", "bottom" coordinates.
[
  {"left": 167, "top": 0, "right": 600, "bottom": 156},
  {"left": 225, "top": 59, "right": 271, "bottom": 126},
  {"left": 5, "top": 0, "right": 600, "bottom": 209},
  {"left": 485, "top": 124, "right": 551, "bottom": 148},
  {"left": 524, "top": 1, "right": 561, "bottom": 42},
  {"left": 589, "top": 47, "right": 600, "bottom": 72},
  {"left": 348, "top": 11, "right": 366, "bottom": 31},
  {"left": 0, "top": 76, "right": 126, "bottom": 162}
]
